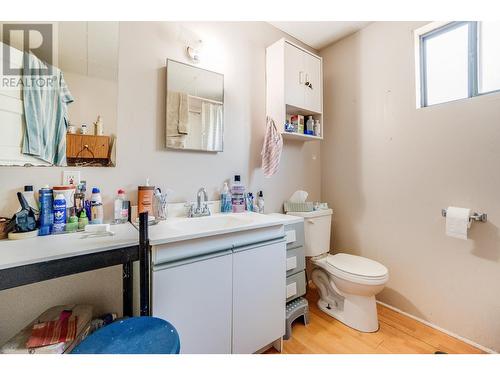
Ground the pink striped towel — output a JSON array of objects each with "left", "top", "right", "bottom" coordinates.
[{"left": 261, "top": 116, "right": 283, "bottom": 177}]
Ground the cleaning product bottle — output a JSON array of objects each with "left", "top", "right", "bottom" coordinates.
[
  {"left": 231, "top": 175, "right": 246, "bottom": 213},
  {"left": 90, "top": 187, "right": 104, "bottom": 224},
  {"left": 52, "top": 193, "right": 67, "bottom": 233},
  {"left": 257, "top": 191, "right": 265, "bottom": 214},
  {"left": 114, "top": 189, "right": 128, "bottom": 224},
  {"left": 220, "top": 182, "right": 232, "bottom": 213},
  {"left": 78, "top": 210, "right": 89, "bottom": 230}
]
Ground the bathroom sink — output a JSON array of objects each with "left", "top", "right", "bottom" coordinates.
[
  {"left": 170, "top": 214, "right": 256, "bottom": 232},
  {"left": 147, "top": 211, "right": 285, "bottom": 245}
]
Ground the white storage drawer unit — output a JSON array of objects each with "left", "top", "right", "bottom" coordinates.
[{"left": 284, "top": 221, "right": 307, "bottom": 302}]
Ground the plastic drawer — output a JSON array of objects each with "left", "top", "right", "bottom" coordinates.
[{"left": 286, "top": 271, "right": 306, "bottom": 302}]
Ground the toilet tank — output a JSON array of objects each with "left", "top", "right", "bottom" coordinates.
[{"left": 286, "top": 209, "right": 333, "bottom": 257}]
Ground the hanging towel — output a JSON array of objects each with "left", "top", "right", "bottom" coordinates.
[
  {"left": 261, "top": 116, "right": 283, "bottom": 177},
  {"left": 178, "top": 93, "right": 189, "bottom": 134},
  {"left": 22, "top": 53, "right": 73, "bottom": 166}
]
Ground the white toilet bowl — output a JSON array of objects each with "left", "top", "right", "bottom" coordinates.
[
  {"left": 311, "top": 253, "right": 389, "bottom": 332},
  {"left": 287, "top": 209, "right": 389, "bottom": 333}
]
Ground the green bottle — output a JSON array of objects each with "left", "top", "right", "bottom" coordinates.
[{"left": 78, "top": 210, "right": 89, "bottom": 230}]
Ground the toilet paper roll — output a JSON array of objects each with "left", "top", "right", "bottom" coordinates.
[{"left": 445, "top": 206, "right": 471, "bottom": 240}]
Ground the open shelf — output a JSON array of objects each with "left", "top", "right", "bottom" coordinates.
[{"left": 282, "top": 132, "right": 323, "bottom": 141}]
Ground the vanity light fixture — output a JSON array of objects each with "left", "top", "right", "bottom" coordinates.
[{"left": 186, "top": 39, "right": 203, "bottom": 63}]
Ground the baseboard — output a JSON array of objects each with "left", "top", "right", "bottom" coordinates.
[{"left": 376, "top": 300, "right": 496, "bottom": 354}]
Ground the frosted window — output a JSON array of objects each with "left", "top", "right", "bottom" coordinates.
[
  {"left": 478, "top": 21, "right": 500, "bottom": 94},
  {"left": 424, "top": 23, "right": 469, "bottom": 106}
]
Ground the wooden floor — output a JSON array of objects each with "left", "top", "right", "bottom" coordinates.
[{"left": 267, "top": 286, "right": 484, "bottom": 354}]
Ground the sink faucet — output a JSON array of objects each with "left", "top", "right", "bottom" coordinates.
[{"left": 188, "top": 187, "right": 211, "bottom": 218}]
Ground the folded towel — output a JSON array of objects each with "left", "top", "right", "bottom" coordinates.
[
  {"left": 26, "top": 310, "right": 78, "bottom": 349},
  {"left": 261, "top": 116, "right": 283, "bottom": 177}
]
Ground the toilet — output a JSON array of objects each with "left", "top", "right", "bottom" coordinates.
[{"left": 288, "top": 209, "right": 389, "bottom": 333}]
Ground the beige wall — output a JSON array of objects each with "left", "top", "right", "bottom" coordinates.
[
  {"left": 320, "top": 21, "right": 500, "bottom": 351},
  {"left": 0, "top": 22, "right": 321, "bottom": 344}
]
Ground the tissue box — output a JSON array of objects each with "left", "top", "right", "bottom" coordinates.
[{"left": 284, "top": 201, "right": 314, "bottom": 213}]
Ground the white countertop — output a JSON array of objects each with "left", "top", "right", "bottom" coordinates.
[
  {"left": 266, "top": 213, "right": 305, "bottom": 225},
  {"left": 146, "top": 211, "right": 292, "bottom": 246},
  {"left": 0, "top": 222, "right": 139, "bottom": 270}
]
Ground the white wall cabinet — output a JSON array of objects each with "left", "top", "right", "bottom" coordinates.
[
  {"left": 267, "top": 38, "right": 323, "bottom": 141},
  {"left": 232, "top": 240, "right": 286, "bottom": 354},
  {"left": 152, "top": 237, "right": 286, "bottom": 354}
]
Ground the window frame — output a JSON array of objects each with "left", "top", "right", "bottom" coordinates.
[{"left": 418, "top": 21, "right": 500, "bottom": 108}]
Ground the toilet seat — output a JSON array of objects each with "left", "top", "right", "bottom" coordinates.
[
  {"left": 327, "top": 253, "right": 388, "bottom": 278},
  {"left": 314, "top": 253, "right": 388, "bottom": 285}
]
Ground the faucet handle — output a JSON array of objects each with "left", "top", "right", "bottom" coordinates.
[
  {"left": 185, "top": 202, "right": 196, "bottom": 217},
  {"left": 202, "top": 203, "right": 211, "bottom": 215}
]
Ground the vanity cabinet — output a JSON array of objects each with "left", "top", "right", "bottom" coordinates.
[
  {"left": 232, "top": 239, "right": 286, "bottom": 354},
  {"left": 267, "top": 38, "right": 323, "bottom": 141},
  {"left": 152, "top": 232, "right": 286, "bottom": 354},
  {"left": 152, "top": 251, "right": 233, "bottom": 354}
]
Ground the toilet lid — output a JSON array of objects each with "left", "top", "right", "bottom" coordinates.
[{"left": 326, "top": 253, "right": 388, "bottom": 278}]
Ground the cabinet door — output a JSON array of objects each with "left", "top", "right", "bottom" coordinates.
[
  {"left": 232, "top": 240, "right": 286, "bottom": 353},
  {"left": 152, "top": 252, "right": 233, "bottom": 353},
  {"left": 284, "top": 42, "right": 305, "bottom": 109},
  {"left": 304, "top": 53, "right": 322, "bottom": 113}
]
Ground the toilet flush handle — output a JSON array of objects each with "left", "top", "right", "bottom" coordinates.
[{"left": 307, "top": 219, "right": 315, "bottom": 224}]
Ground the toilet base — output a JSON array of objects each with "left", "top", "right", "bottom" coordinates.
[{"left": 317, "top": 294, "right": 379, "bottom": 333}]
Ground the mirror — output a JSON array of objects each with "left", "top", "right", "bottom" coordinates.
[
  {"left": 166, "top": 59, "right": 224, "bottom": 152},
  {"left": 0, "top": 21, "right": 119, "bottom": 167}
]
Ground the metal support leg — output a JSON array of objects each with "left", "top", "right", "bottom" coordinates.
[
  {"left": 122, "top": 261, "right": 133, "bottom": 317},
  {"left": 139, "top": 212, "right": 151, "bottom": 316}
]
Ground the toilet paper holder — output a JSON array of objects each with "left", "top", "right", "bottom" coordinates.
[{"left": 441, "top": 209, "right": 487, "bottom": 223}]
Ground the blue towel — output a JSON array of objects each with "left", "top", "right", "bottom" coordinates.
[{"left": 22, "top": 53, "right": 73, "bottom": 166}]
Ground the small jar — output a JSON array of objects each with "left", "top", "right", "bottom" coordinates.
[{"left": 67, "top": 123, "right": 77, "bottom": 134}]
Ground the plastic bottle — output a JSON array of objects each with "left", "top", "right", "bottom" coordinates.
[
  {"left": 78, "top": 210, "right": 89, "bottom": 230},
  {"left": 38, "top": 186, "right": 53, "bottom": 236},
  {"left": 257, "top": 191, "right": 265, "bottom": 214},
  {"left": 245, "top": 193, "right": 254, "bottom": 212},
  {"left": 314, "top": 119, "right": 321, "bottom": 137},
  {"left": 114, "top": 189, "right": 128, "bottom": 224},
  {"left": 231, "top": 175, "right": 246, "bottom": 213},
  {"left": 220, "top": 182, "right": 232, "bottom": 213},
  {"left": 306, "top": 116, "right": 314, "bottom": 135},
  {"left": 90, "top": 187, "right": 104, "bottom": 224},
  {"left": 52, "top": 193, "right": 67, "bottom": 233}
]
